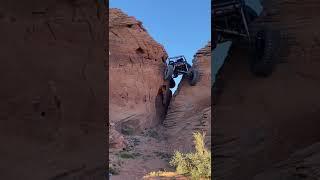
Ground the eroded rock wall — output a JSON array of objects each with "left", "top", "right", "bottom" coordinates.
[
  {"left": 213, "top": 0, "right": 320, "bottom": 179},
  {"left": 254, "top": 142, "right": 320, "bottom": 180},
  {"left": 164, "top": 42, "right": 211, "bottom": 152},
  {"left": 0, "top": 0, "right": 106, "bottom": 179},
  {"left": 109, "top": 8, "right": 171, "bottom": 147}
]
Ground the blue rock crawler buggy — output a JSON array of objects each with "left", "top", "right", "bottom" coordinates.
[{"left": 213, "top": 0, "right": 280, "bottom": 76}]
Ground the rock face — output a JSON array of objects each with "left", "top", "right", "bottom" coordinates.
[
  {"left": 253, "top": 142, "right": 320, "bottom": 180},
  {"left": 0, "top": 1, "right": 106, "bottom": 179},
  {"left": 213, "top": 0, "right": 320, "bottom": 179},
  {"left": 108, "top": 8, "right": 211, "bottom": 179},
  {"left": 109, "top": 127, "right": 126, "bottom": 149},
  {"left": 109, "top": 8, "right": 171, "bottom": 147},
  {"left": 164, "top": 42, "right": 211, "bottom": 152}
]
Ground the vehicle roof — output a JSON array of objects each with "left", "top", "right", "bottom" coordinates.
[{"left": 213, "top": 0, "right": 263, "bottom": 15}]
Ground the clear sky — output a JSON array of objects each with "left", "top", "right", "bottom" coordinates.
[{"left": 109, "top": 0, "right": 211, "bottom": 93}]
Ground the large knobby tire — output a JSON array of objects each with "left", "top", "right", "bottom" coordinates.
[
  {"left": 188, "top": 69, "right": 199, "bottom": 86},
  {"left": 164, "top": 65, "right": 174, "bottom": 80},
  {"left": 169, "top": 78, "right": 176, "bottom": 88},
  {"left": 250, "top": 28, "right": 280, "bottom": 77}
]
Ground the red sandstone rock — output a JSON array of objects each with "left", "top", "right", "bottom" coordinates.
[
  {"left": 109, "top": 8, "right": 171, "bottom": 144},
  {"left": 0, "top": 1, "right": 105, "bottom": 179},
  {"left": 109, "top": 128, "right": 126, "bottom": 149},
  {"left": 213, "top": 0, "right": 320, "bottom": 179},
  {"left": 253, "top": 142, "right": 320, "bottom": 180},
  {"left": 164, "top": 42, "right": 211, "bottom": 152},
  {"left": 109, "top": 7, "right": 211, "bottom": 179}
]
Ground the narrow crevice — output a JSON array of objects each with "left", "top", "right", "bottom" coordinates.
[
  {"left": 136, "top": 47, "right": 145, "bottom": 55},
  {"left": 46, "top": 21, "right": 57, "bottom": 40}
]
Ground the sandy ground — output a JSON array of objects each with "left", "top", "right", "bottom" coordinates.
[{"left": 109, "top": 127, "right": 174, "bottom": 180}]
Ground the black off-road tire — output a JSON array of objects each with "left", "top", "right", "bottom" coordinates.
[
  {"left": 250, "top": 28, "right": 280, "bottom": 77},
  {"left": 188, "top": 69, "right": 199, "bottom": 86},
  {"left": 164, "top": 65, "right": 174, "bottom": 80},
  {"left": 169, "top": 78, "right": 176, "bottom": 88}
]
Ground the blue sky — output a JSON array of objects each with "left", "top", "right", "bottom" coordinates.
[{"left": 109, "top": 0, "right": 211, "bottom": 92}]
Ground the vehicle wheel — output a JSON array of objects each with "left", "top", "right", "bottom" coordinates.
[
  {"left": 169, "top": 78, "right": 176, "bottom": 88},
  {"left": 250, "top": 28, "right": 280, "bottom": 77},
  {"left": 164, "top": 65, "right": 174, "bottom": 80},
  {"left": 188, "top": 69, "right": 199, "bottom": 86}
]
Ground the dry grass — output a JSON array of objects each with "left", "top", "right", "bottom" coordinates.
[
  {"left": 143, "top": 132, "right": 211, "bottom": 180},
  {"left": 143, "top": 171, "right": 187, "bottom": 179}
]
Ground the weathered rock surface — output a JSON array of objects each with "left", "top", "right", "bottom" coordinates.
[
  {"left": 164, "top": 42, "right": 211, "bottom": 152},
  {"left": 0, "top": 1, "right": 106, "bottom": 179},
  {"left": 253, "top": 142, "right": 320, "bottom": 180},
  {"left": 213, "top": 0, "right": 320, "bottom": 179},
  {"left": 110, "top": 42, "right": 211, "bottom": 179},
  {"left": 109, "top": 8, "right": 171, "bottom": 146},
  {"left": 109, "top": 127, "right": 126, "bottom": 149}
]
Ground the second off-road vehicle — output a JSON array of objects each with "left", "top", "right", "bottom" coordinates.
[{"left": 213, "top": 0, "right": 280, "bottom": 76}]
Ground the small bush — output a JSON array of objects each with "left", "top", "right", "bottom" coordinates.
[
  {"left": 154, "top": 151, "right": 171, "bottom": 160},
  {"left": 121, "top": 126, "right": 134, "bottom": 135},
  {"left": 118, "top": 151, "right": 140, "bottom": 159},
  {"left": 109, "top": 164, "right": 120, "bottom": 175},
  {"left": 145, "top": 171, "right": 180, "bottom": 178},
  {"left": 145, "top": 129, "right": 159, "bottom": 139},
  {"left": 169, "top": 132, "right": 211, "bottom": 179}
]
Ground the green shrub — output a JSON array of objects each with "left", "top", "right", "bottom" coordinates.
[
  {"left": 109, "top": 164, "right": 120, "bottom": 175},
  {"left": 169, "top": 132, "right": 211, "bottom": 179},
  {"left": 118, "top": 151, "right": 140, "bottom": 159},
  {"left": 121, "top": 126, "right": 134, "bottom": 135},
  {"left": 145, "top": 171, "right": 180, "bottom": 178},
  {"left": 145, "top": 129, "right": 159, "bottom": 139}
]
